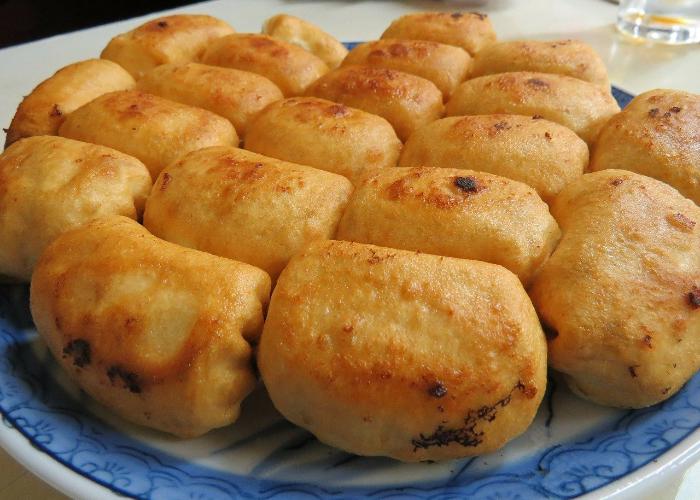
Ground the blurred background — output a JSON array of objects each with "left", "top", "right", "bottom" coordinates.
[{"left": 0, "top": 0, "right": 199, "bottom": 48}]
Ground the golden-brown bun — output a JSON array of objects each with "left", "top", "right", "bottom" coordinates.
[
  {"left": 336, "top": 167, "right": 559, "bottom": 285},
  {"left": 472, "top": 40, "right": 609, "bottom": 87},
  {"left": 446, "top": 72, "right": 620, "bottom": 146},
  {"left": 399, "top": 115, "right": 588, "bottom": 204},
  {"left": 591, "top": 89, "right": 700, "bottom": 204},
  {"left": 101, "top": 14, "right": 235, "bottom": 79},
  {"left": 136, "top": 62, "right": 283, "bottom": 137},
  {"left": 0, "top": 136, "right": 151, "bottom": 281},
  {"left": 259, "top": 240, "right": 547, "bottom": 462},
  {"left": 201, "top": 33, "right": 329, "bottom": 96},
  {"left": 31, "top": 216, "right": 270, "bottom": 437},
  {"left": 5, "top": 59, "right": 134, "bottom": 148},
  {"left": 58, "top": 90, "right": 238, "bottom": 179},
  {"left": 143, "top": 146, "right": 353, "bottom": 281},
  {"left": 245, "top": 97, "right": 401, "bottom": 184},
  {"left": 529, "top": 170, "right": 700, "bottom": 408},
  {"left": 306, "top": 65, "right": 443, "bottom": 141},
  {"left": 262, "top": 14, "right": 348, "bottom": 69},
  {"left": 381, "top": 11, "right": 496, "bottom": 55},
  {"left": 342, "top": 39, "right": 471, "bottom": 99}
]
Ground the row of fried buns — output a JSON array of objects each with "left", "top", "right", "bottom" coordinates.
[{"left": 1, "top": 11, "right": 699, "bottom": 462}]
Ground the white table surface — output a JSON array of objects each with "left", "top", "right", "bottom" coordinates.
[{"left": 0, "top": 0, "right": 698, "bottom": 498}]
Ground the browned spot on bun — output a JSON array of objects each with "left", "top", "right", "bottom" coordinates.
[
  {"left": 493, "top": 121, "right": 511, "bottom": 131},
  {"left": 160, "top": 172, "right": 172, "bottom": 191},
  {"left": 62, "top": 339, "right": 91, "bottom": 368},
  {"left": 667, "top": 212, "right": 696, "bottom": 232},
  {"left": 412, "top": 381, "right": 524, "bottom": 450},
  {"left": 327, "top": 104, "right": 349, "bottom": 117},
  {"left": 249, "top": 36, "right": 277, "bottom": 49},
  {"left": 388, "top": 43, "right": 410, "bottom": 57},
  {"left": 527, "top": 78, "right": 549, "bottom": 89},
  {"left": 454, "top": 176, "right": 479, "bottom": 193},
  {"left": 521, "top": 384, "right": 538, "bottom": 399},
  {"left": 107, "top": 365, "right": 142, "bottom": 393},
  {"left": 367, "top": 248, "right": 396, "bottom": 264},
  {"left": 428, "top": 381, "right": 448, "bottom": 398},
  {"left": 688, "top": 287, "right": 700, "bottom": 309}
]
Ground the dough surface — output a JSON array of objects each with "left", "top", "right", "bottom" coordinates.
[
  {"left": 337, "top": 166, "right": 560, "bottom": 285},
  {"left": 0, "top": 136, "right": 151, "bottom": 281},
  {"left": 101, "top": 14, "right": 235, "bottom": 79},
  {"left": 307, "top": 65, "right": 443, "bottom": 141},
  {"left": 31, "top": 216, "right": 270, "bottom": 437},
  {"left": 399, "top": 114, "right": 588, "bottom": 204},
  {"left": 5, "top": 59, "right": 134, "bottom": 147},
  {"left": 472, "top": 40, "right": 609, "bottom": 87},
  {"left": 446, "top": 71, "right": 620, "bottom": 146},
  {"left": 530, "top": 170, "right": 700, "bottom": 408},
  {"left": 245, "top": 97, "right": 401, "bottom": 184},
  {"left": 259, "top": 240, "right": 547, "bottom": 461},
  {"left": 144, "top": 146, "right": 353, "bottom": 280},
  {"left": 381, "top": 11, "right": 496, "bottom": 55},
  {"left": 591, "top": 89, "right": 700, "bottom": 205}
]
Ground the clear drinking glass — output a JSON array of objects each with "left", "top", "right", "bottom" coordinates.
[{"left": 617, "top": 0, "right": 700, "bottom": 44}]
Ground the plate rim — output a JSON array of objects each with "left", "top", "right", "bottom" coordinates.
[
  {"left": 0, "top": 416, "right": 119, "bottom": 500},
  {"left": 2, "top": 366, "right": 700, "bottom": 500}
]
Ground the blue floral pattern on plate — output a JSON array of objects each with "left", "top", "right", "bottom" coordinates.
[{"left": 1, "top": 84, "right": 699, "bottom": 500}]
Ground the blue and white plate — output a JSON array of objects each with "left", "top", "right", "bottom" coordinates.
[{"left": 2, "top": 85, "right": 700, "bottom": 500}]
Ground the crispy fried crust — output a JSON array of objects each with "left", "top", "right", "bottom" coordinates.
[
  {"left": 5, "top": 59, "right": 134, "bottom": 148},
  {"left": 30, "top": 216, "right": 270, "bottom": 437},
  {"left": 399, "top": 114, "right": 588, "bottom": 204},
  {"left": 58, "top": 90, "right": 238, "bottom": 179},
  {"left": 101, "top": 14, "right": 235, "bottom": 79},
  {"left": 259, "top": 240, "right": 547, "bottom": 461},
  {"left": 472, "top": 40, "right": 609, "bottom": 87},
  {"left": 591, "top": 89, "right": 700, "bottom": 204},
  {"left": 342, "top": 39, "right": 471, "bottom": 99},
  {"left": 245, "top": 97, "right": 401, "bottom": 184},
  {"left": 0, "top": 136, "right": 151, "bottom": 281},
  {"left": 381, "top": 11, "right": 496, "bottom": 55},
  {"left": 201, "top": 33, "right": 329, "bottom": 96},
  {"left": 337, "top": 166, "right": 560, "bottom": 284},
  {"left": 306, "top": 65, "right": 444, "bottom": 141},
  {"left": 529, "top": 170, "right": 700, "bottom": 408},
  {"left": 137, "top": 62, "right": 283, "bottom": 137},
  {"left": 446, "top": 71, "right": 620, "bottom": 146},
  {"left": 143, "top": 146, "right": 353, "bottom": 280},
  {"left": 263, "top": 14, "right": 348, "bottom": 69}
]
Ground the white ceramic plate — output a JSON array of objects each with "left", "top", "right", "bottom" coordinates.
[{"left": 2, "top": 278, "right": 700, "bottom": 499}]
